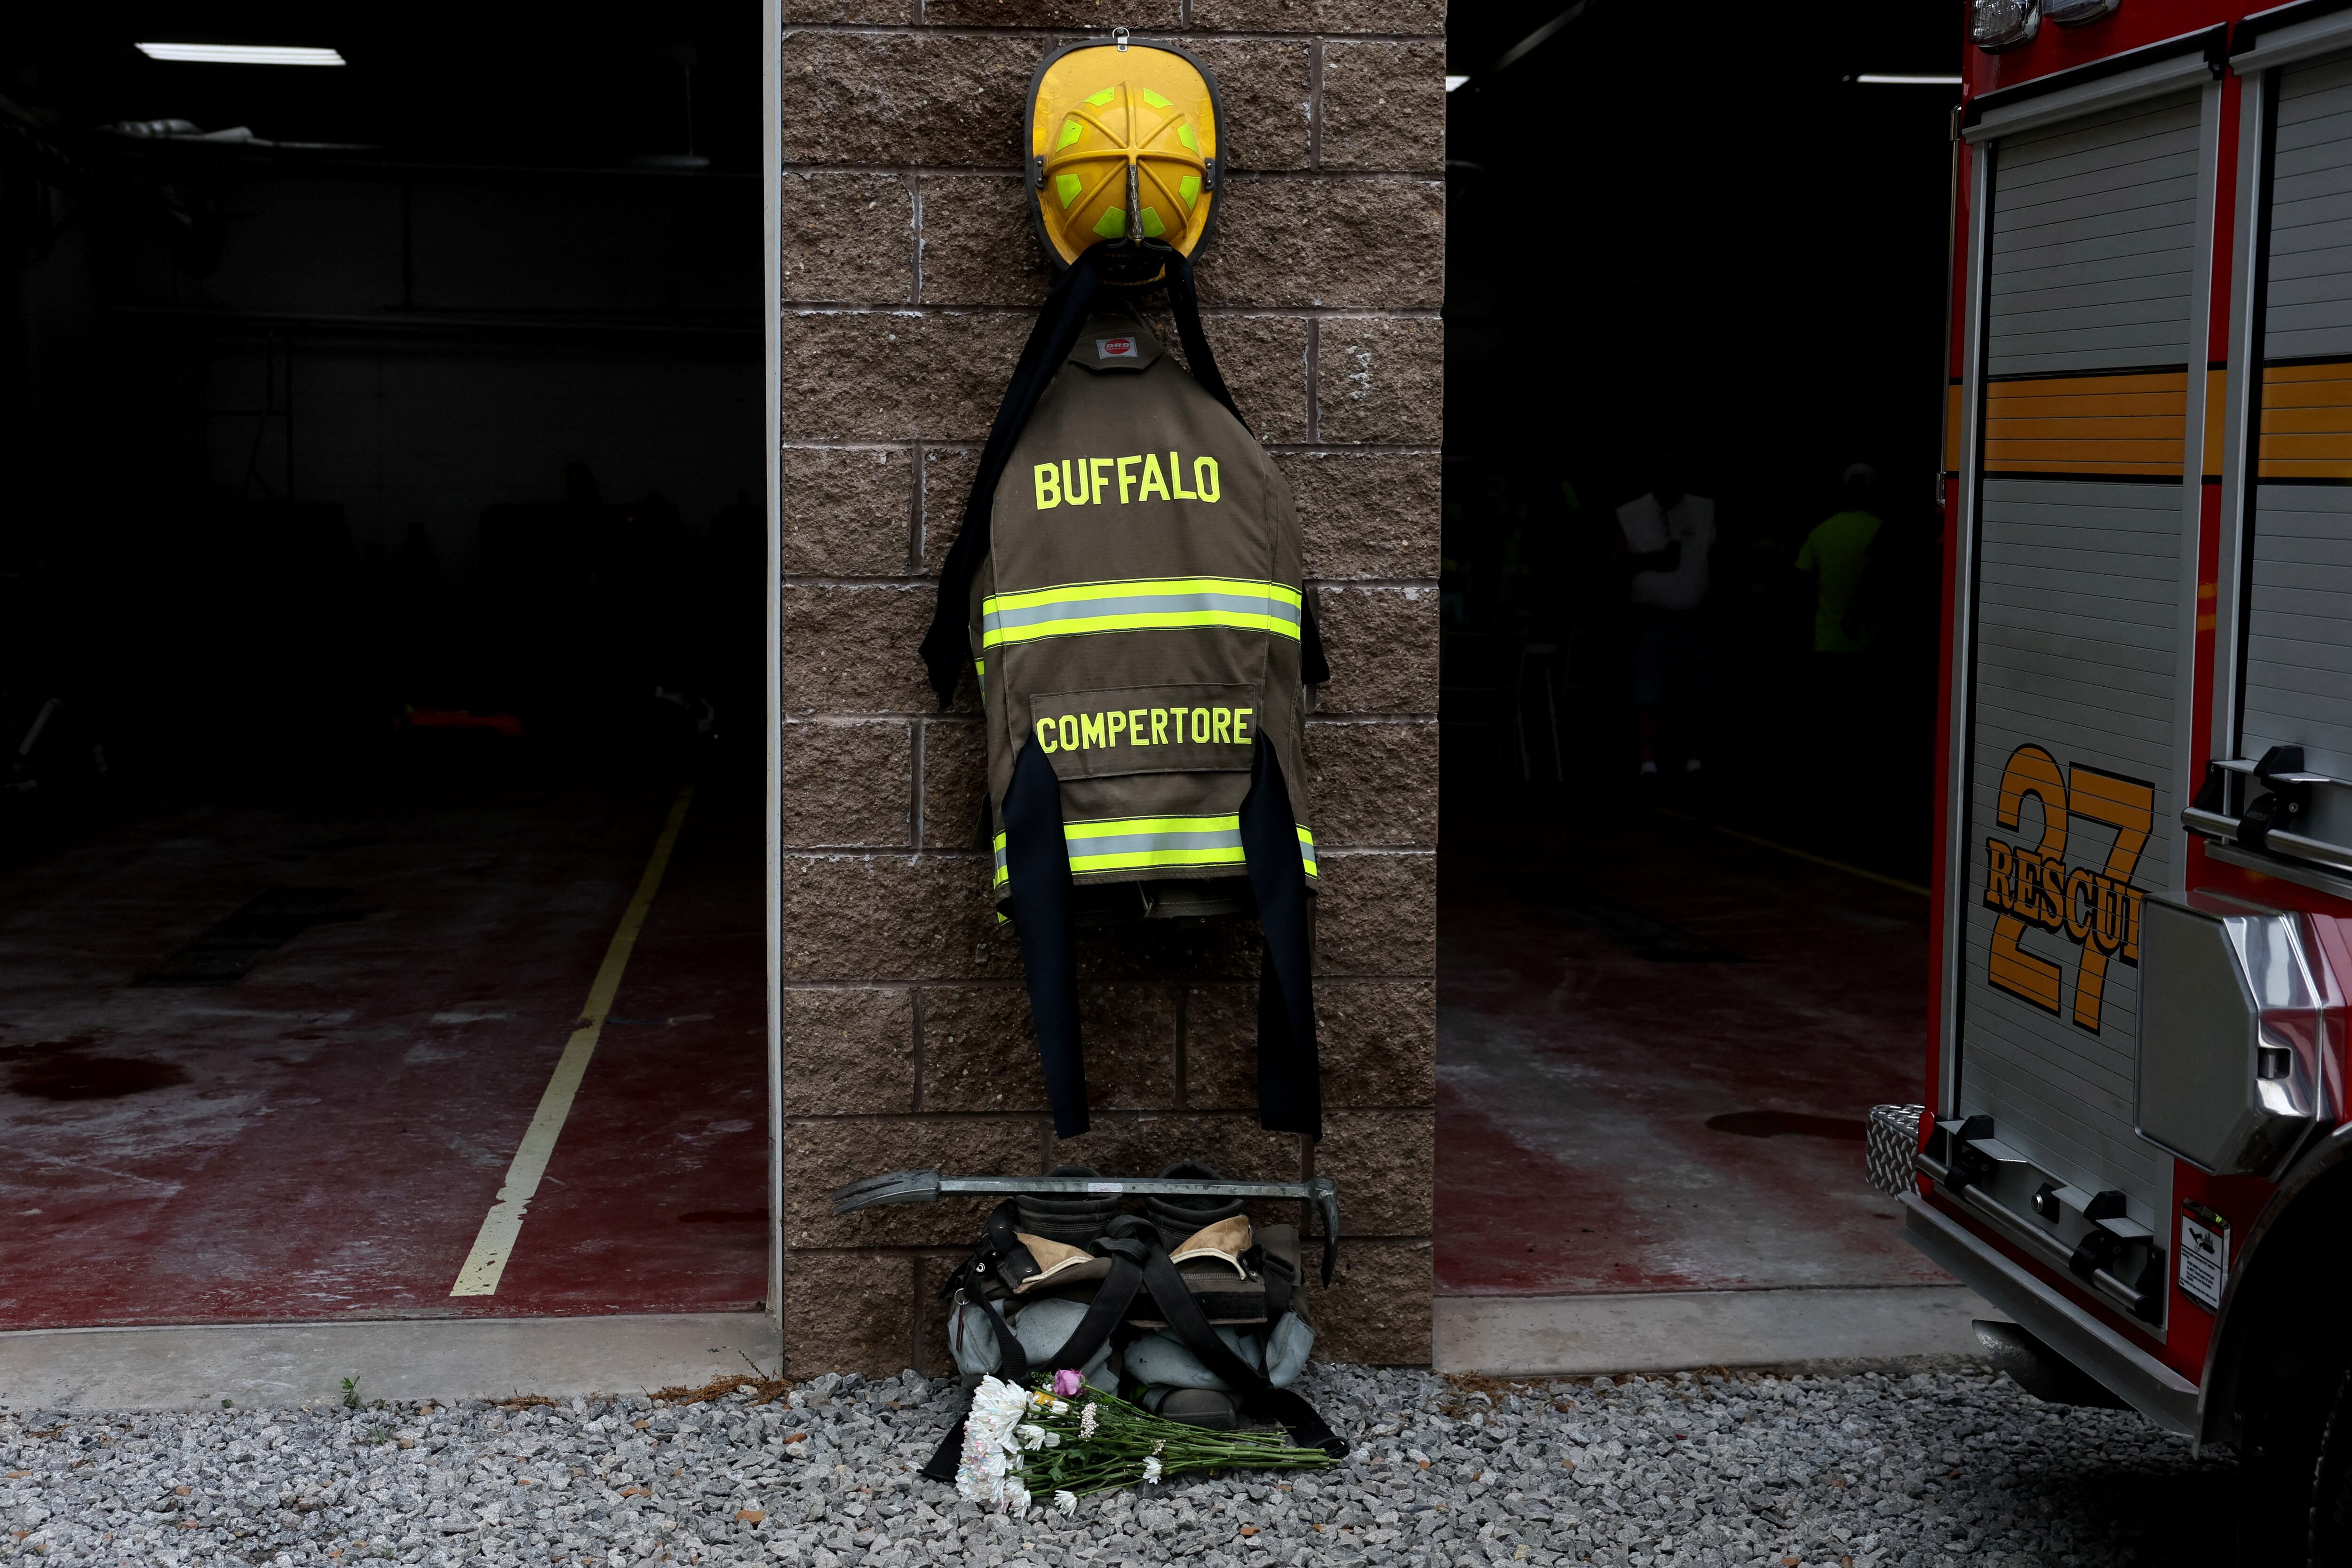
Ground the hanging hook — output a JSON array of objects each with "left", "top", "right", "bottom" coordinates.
[{"left": 1113, "top": 25, "right": 1130, "bottom": 50}]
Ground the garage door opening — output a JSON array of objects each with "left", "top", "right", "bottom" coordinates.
[
  {"left": 0, "top": 11, "right": 768, "bottom": 1329},
  {"left": 1436, "top": 4, "right": 1962, "bottom": 1349}
]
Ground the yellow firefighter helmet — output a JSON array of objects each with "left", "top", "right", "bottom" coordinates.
[{"left": 1028, "top": 36, "right": 1222, "bottom": 273}]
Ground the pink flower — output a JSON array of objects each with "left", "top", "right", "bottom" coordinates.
[{"left": 1051, "top": 1369, "right": 1085, "bottom": 1397}]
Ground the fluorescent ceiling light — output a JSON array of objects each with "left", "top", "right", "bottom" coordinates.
[
  {"left": 1445, "top": 75, "right": 1471, "bottom": 92},
  {"left": 1855, "top": 73, "right": 1962, "bottom": 85},
  {"left": 135, "top": 42, "right": 346, "bottom": 66}
]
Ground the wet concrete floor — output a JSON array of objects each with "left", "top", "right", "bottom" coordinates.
[
  {"left": 0, "top": 783, "right": 765, "bottom": 1329},
  {"left": 1437, "top": 813, "right": 1948, "bottom": 1298}
]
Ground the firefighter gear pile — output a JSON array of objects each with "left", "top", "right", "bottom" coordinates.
[{"left": 916, "top": 1164, "right": 1343, "bottom": 1475}]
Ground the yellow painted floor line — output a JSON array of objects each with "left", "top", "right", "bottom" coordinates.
[
  {"left": 449, "top": 785, "right": 696, "bottom": 1298},
  {"left": 1651, "top": 807, "right": 1931, "bottom": 898}
]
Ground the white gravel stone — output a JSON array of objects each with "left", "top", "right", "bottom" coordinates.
[{"left": 0, "top": 1360, "right": 2225, "bottom": 1567}]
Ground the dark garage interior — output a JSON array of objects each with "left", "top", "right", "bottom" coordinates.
[
  {"left": 1434, "top": 5, "right": 1963, "bottom": 1302},
  {"left": 0, "top": 6, "right": 767, "bottom": 1326}
]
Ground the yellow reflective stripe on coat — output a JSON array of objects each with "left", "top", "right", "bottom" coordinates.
[
  {"left": 1064, "top": 813, "right": 1244, "bottom": 874},
  {"left": 996, "top": 819, "right": 1319, "bottom": 883},
  {"left": 980, "top": 577, "right": 1303, "bottom": 651}
]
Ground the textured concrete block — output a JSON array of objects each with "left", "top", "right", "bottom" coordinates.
[
  {"left": 1303, "top": 1240, "right": 1433, "bottom": 1365},
  {"left": 1279, "top": 450, "right": 1441, "bottom": 580},
  {"left": 924, "top": 0, "right": 1181, "bottom": 27},
  {"left": 780, "top": 174, "right": 913, "bottom": 304},
  {"left": 782, "top": 987, "right": 916, "bottom": 1117},
  {"left": 920, "top": 719, "right": 989, "bottom": 850},
  {"left": 1189, "top": 0, "right": 1443, "bottom": 30},
  {"left": 921, "top": 983, "right": 1179, "bottom": 1112},
  {"left": 1194, "top": 178, "right": 1443, "bottom": 311},
  {"left": 785, "top": 1117, "right": 1044, "bottom": 1248},
  {"left": 1305, "top": 720, "right": 1437, "bottom": 847},
  {"left": 781, "top": 446, "right": 914, "bottom": 578},
  {"left": 780, "top": 312, "right": 1029, "bottom": 443},
  {"left": 1311, "top": 585, "right": 1437, "bottom": 714},
  {"left": 1184, "top": 977, "right": 1435, "bottom": 1110},
  {"left": 779, "top": 853, "right": 1021, "bottom": 982},
  {"left": 781, "top": 32, "right": 1039, "bottom": 168},
  {"left": 1179, "top": 982, "right": 1260, "bottom": 1112},
  {"left": 1198, "top": 314, "right": 1310, "bottom": 444},
  {"left": 914, "top": 1253, "right": 971, "bottom": 1379},
  {"left": 1049, "top": 1113, "right": 1303, "bottom": 1186},
  {"left": 1317, "top": 978, "right": 1436, "bottom": 1106},
  {"left": 781, "top": 583, "right": 939, "bottom": 715},
  {"left": 781, "top": 0, "right": 912, "bottom": 19},
  {"left": 1314, "top": 1109, "right": 1433, "bottom": 1235},
  {"left": 1184, "top": 40, "right": 1313, "bottom": 172},
  {"left": 785, "top": 1251, "right": 916, "bottom": 1378},
  {"left": 919, "top": 174, "right": 1051, "bottom": 308},
  {"left": 1313, "top": 851, "right": 1436, "bottom": 977},
  {"left": 1321, "top": 40, "right": 1447, "bottom": 173},
  {"left": 1315, "top": 315, "right": 1444, "bottom": 445},
  {"left": 921, "top": 446, "right": 981, "bottom": 572},
  {"left": 782, "top": 720, "right": 913, "bottom": 847}
]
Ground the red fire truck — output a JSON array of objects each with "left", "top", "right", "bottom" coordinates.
[{"left": 1904, "top": 0, "right": 2352, "bottom": 1555}]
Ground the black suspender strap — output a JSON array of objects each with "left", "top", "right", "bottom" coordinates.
[
  {"left": 999, "top": 736, "right": 1087, "bottom": 1137},
  {"left": 1238, "top": 737, "right": 1321, "bottom": 1140}
]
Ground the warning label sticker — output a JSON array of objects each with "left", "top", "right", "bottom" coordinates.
[{"left": 2179, "top": 1203, "right": 2229, "bottom": 1313}]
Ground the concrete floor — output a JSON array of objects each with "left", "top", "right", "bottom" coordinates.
[
  {"left": 0, "top": 780, "right": 765, "bottom": 1330},
  {"left": 1436, "top": 813, "right": 1956, "bottom": 1353},
  {"left": 0, "top": 1312, "right": 779, "bottom": 1412}
]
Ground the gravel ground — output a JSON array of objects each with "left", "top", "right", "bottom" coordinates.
[{"left": 0, "top": 1361, "right": 2232, "bottom": 1568}]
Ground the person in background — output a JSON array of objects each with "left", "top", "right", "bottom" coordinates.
[
  {"left": 1796, "top": 462, "right": 1885, "bottom": 763},
  {"left": 1614, "top": 464, "right": 1716, "bottom": 785}
]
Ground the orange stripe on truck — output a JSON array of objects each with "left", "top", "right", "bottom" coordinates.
[
  {"left": 2260, "top": 360, "right": 2352, "bottom": 479},
  {"left": 1982, "top": 371, "right": 2187, "bottom": 478}
]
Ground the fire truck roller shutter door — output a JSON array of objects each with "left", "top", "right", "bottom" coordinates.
[
  {"left": 2244, "top": 55, "right": 2352, "bottom": 783},
  {"left": 1955, "top": 91, "right": 2205, "bottom": 1241}
]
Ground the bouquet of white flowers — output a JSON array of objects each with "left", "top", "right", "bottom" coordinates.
[{"left": 955, "top": 1371, "right": 1339, "bottom": 1515}]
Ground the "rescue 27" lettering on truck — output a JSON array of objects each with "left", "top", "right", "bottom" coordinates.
[{"left": 1979, "top": 744, "right": 2153, "bottom": 1034}]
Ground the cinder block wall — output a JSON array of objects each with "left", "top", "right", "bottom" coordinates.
[{"left": 777, "top": 0, "right": 1443, "bottom": 1374}]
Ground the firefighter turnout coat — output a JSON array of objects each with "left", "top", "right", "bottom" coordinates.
[{"left": 960, "top": 305, "right": 1322, "bottom": 1141}]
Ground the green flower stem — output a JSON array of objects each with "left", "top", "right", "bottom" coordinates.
[{"left": 1002, "top": 1381, "right": 1338, "bottom": 1500}]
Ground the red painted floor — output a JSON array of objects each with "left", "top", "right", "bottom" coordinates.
[
  {"left": 0, "top": 780, "right": 764, "bottom": 1329},
  {"left": 1436, "top": 812, "right": 1950, "bottom": 1297}
]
